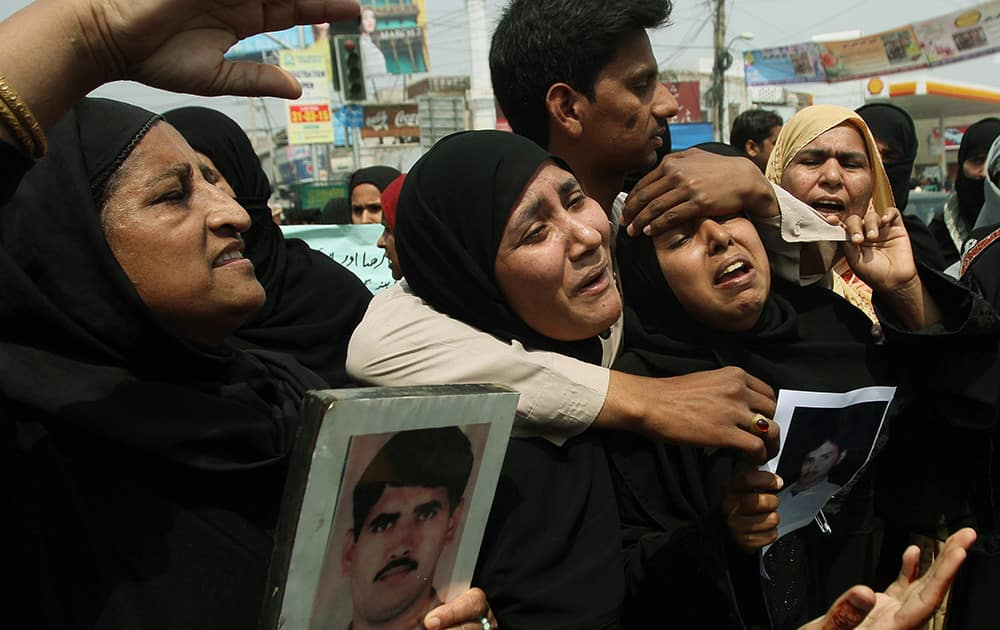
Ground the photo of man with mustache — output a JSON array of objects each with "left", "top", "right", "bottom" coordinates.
[{"left": 340, "top": 427, "right": 474, "bottom": 630}]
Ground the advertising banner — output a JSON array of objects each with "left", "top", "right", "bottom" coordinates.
[
  {"left": 745, "top": 1, "right": 1000, "bottom": 85},
  {"left": 360, "top": 104, "right": 420, "bottom": 139},
  {"left": 816, "top": 26, "right": 927, "bottom": 81},
  {"left": 913, "top": 1, "right": 1000, "bottom": 65},
  {"left": 359, "top": 0, "right": 429, "bottom": 76},
  {"left": 744, "top": 44, "right": 826, "bottom": 86},
  {"left": 280, "top": 48, "right": 335, "bottom": 145},
  {"left": 665, "top": 81, "right": 702, "bottom": 123}
]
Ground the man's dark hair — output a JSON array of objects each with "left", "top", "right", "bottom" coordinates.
[
  {"left": 351, "top": 427, "right": 474, "bottom": 541},
  {"left": 729, "top": 109, "right": 783, "bottom": 154},
  {"left": 490, "top": 0, "right": 672, "bottom": 148}
]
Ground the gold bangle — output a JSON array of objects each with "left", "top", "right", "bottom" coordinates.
[
  {"left": 0, "top": 74, "right": 46, "bottom": 158},
  {"left": 0, "top": 95, "right": 35, "bottom": 157}
]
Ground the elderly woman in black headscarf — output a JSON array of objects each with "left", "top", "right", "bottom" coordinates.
[
  {"left": 3, "top": 97, "right": 332, "bottom": 629},
  {"left": 929, "top": 117, "right": 1000, "bottom": 266},
  {"left": 3, "top": 96, "right": 492, "bottom": 630},
  {"left": 856, "top": 102, "right": 946, "bottom": 270},
  {"left": 162, "top": 106, "right": 372, "bottom": 386},
  {"left": 395, "top": 130, "right": 627, "bottom": 627},
  {"left": 0, "top": 1, "right": 497, "bottom": 628},
  {"left": 348, "top": 164, "right": 401, "bottom": 224}
]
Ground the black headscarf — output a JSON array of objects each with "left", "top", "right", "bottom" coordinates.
[
  {"left": 613, "top": 230, "right": 899, "bottom": 628},
  {"left": 163, "top": 106, "right": 372, "bottom": 386},
  {"left": 1, "top": 98, "right": 327, "bottom": 629},
  {"left": 615, "top": 229, "right": 883, "bottom": 386},
  {"left": 956, "top": 118, "right": 1000, "bottom": 226},
  {"left": 395, "top": 130, "right": 625, "bottom": 626},
  {"left": 396, "top": 130, "right": 602, "bottom": 363},
  {"left": 856, "top": 103, "right": 918, "bottom": 211},
  {"left": 348, "top": 164, "right": 401, "bottom": 195}
]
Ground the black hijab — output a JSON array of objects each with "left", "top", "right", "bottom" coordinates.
[
  {"left": 956, "top": 118, "right": 1000, "bottom": 225},
  {"left": 163, "top": 106, "right": 372, "bottom": 386},
  {"left": 856, "top": 103, "right": 917, "bottom": 211},
  {"left": 395, "top": 130, "right": 625, "bottom": 627},
  {"left": 2, "top": 98, "right": 327, "bottom": 629},
  {"left": 614, "top": 230, "right": 897, "bottom": 629},
  {"left": 348, "top": 164, "right": 401, "bottom": 196},
  {"left": 396, "top": 130, "right": 602, "bottom": 363}
]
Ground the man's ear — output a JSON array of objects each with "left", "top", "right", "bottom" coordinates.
[
  {"left": 836, "top": 450, "right": 847, "bottom": 465},
  {"left": 545, "top": 82, "right": 584, "bottom": 139},
  {"left": 342, "top": 529, "right": 356, "bottom": 576},
  {"left": 745, "top": 139, "right": 760, "bottom": 158},
  {"left": 445, "top": 499, "right": 465, "bottom": 543}
]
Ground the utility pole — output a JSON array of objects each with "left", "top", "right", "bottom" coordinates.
[
  {"left": 466, "top": 0, "right": 496, "bottom": 130},
  {"left": 711, "top": 0, "right": 726, "bottom": 142}
]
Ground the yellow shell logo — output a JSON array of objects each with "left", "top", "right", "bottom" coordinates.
[
  {"left": 867, "top": 78, "right": 884, "bottom": 95},
  {"left": 955, "top": 10, "right": 982, "bottom": 28},
  {"left": 744, "top": 51, "right": 755, "bottom": 65}
]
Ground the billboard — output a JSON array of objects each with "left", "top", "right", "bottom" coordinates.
[
  {"left": 279, "top": 48, "right": 335, "bottom": 145},
  {"left": 914, "top": 1, "right": 1000, "bottom": 65},
  {"left": 359, "top": 0, "right": 429, "bottom": 76},
  {"left": 664, "top": 81, "right": 702, "bottom": 123},
  {"left": 360, "top": 104, "right": 420, "bottom": 139},
  {"left": 744, "top": 1, "right": 1000, "bottom": 85},
  {"left": 815, "top": 26, "right": 927, "bottom": 81}
]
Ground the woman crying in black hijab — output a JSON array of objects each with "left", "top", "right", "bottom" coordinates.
[
  {"left": 609, "top": 180, "right": 994, "bottom": 628},
  {"left": 930, "top": 116, "right": 1000, "bottom": 265},
  {"left": 395, "top": 130, "right": 627, "bottom": 627},
  {"left": 162, "top": 106, "right": 372, "bottom": 386},
  {"left": 3, "top": 98, "right": 331, "bottom": 629},
  {"left": 856, "top": 102, "right": 946, "bottom": 270}
]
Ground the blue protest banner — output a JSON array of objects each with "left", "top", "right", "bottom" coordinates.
[{"left": 280, "top": 224, "right": 394, "bottom": 293}]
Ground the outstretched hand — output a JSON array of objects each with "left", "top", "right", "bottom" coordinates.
[
  {"left": 800, "top": 528, "right": 976, "bottom": 630},
  {"left": 68, "top": 0, "right": 360, "bottom": 98}
]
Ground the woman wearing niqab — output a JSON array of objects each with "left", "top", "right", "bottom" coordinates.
[
  {"left": 162, "top": 106, "right": 372, "bottom": 386},
  {"left": 855, "top": 102, "right": 946, "bottom": 270},
  {"left": 943, "top": 134, "right": 1000, "bottom": 630},
  {"left": 3, "top": 98, "right": 327, "bottom": 629},
  {"left": 929, "top": 117, "right": 1000, "bottom": 266}
]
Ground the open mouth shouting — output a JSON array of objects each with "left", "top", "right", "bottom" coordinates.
[
  {"left": 714, "top": 255, "right": 755, "bottom": 289},
  {"left": 810, "top": 197, "right": 847, "bottom": 220}
]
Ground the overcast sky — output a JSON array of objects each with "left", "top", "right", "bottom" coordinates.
[{"left": 1, "top": 0, "right": 995, "bottom": 130}]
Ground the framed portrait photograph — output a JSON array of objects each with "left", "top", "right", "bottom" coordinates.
[{"left": 263, "top": 384, "right": 518, "bottom": 630}]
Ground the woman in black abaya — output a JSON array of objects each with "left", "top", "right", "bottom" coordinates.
[
  {"left": 162, "top": 106, "right": 372, "bottom": 386},
  {"left": 929, "top": 117, "right": 1000, "bottom": 266},
  {"left": 855, "top": 102, "right": 946, "bottom": 270},
  {"left": 2, "top": 98, "right": 329, "bottom": 629},
  {"left": 395, "top": 130, "right": 626, "bottom": 628},
  {"left": 609, "top": 199, "right": 992, "bottom": 629}
]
